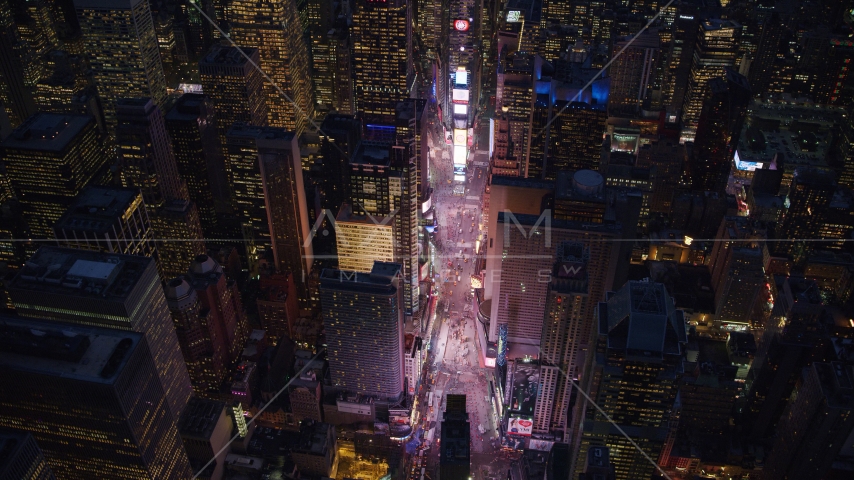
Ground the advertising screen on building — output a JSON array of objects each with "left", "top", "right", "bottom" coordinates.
[
  {"left": 734, "top": 151, "right": 763, "bottom": 171},
  {"left": 455, "top": 70, "right": 468, "bottom": 86},
  {"left": 454, "top": 104, "right": 467, "bottom": 115},
  {"left": 507, "top": 10, "right": 521, "bottom": 22},
  {"left": 453, "top": 130, "right": 467, "bottom": 147},
  {"left": 454, "top": 19, "right": 470, "bottom": 31},
  {"left": 454, "top": 165, "right": 466, "bottom": 176},
  {"left": 508, "top": 416, "right": 533, "bottom": 436},
  {"left": 454, "top": 148, "right": 467, "bottom": 165},
  {"left": 452, "top": 89, "right": 469, "bottom": 104}
]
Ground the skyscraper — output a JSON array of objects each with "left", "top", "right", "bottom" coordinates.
[
  {"left": 115, "top": 97, "right": 205, "bottom": 279},
  {"left": 689, "top": 69, "right": 751, "bottom": 192},
  {"left": 6, "top": 247, "right": 193, "bottom": 418},
  {"left": 116, "top": 98, "right": 188, "bottom": 207},
  {"left": 54, "top": 185, "right": 155, "bottom": 259},
  {"left": 199, "top": 44, "right": 269, "bottom": 158},
  {"left": 777, "top": 168, "right": 836, "bottom": 256},
  {"left": 0, "top": 316, "right": 192, "bottom": 479},
  {"left": 748, "top": 12, "right": 784, "bottom": 96},
  {"left": 763, "top": 361, "right": 854, "bottom": 480},
  {"left": 347, "top": 140, "right": 420, "bottom": 314},
  {"left": 0, "top": 0, "right": 38, "bottom": 130},
  {"left": 224, "top": 123, "right": 313, "bottom": 297},
  {"left": 0, "top": 429, "right": 55, "bottom": 480},
  {"left": 319, "top": 262, "right": 404, "bottom": 400},
  {"left": 74, "top": 0, "right": 168, "bottom": 130},
  {"left": 0, "top": 113, "right": 106, "bottom": 238},
  {"left": 608, "top": 31, "right": 659, "bottom": 115},
  {"left": 680, "top": 19, "right": 741, "bottom": 141},
  {"left": 578, "top": 280, "right": 687, "bottom": 480},
  {"left": 228, "top": 0, "right": 314, "bottom": 133},
  {"left": 352, "top": 0, "right": 411, "bottom": 122},
  {"left": 165, "top": 93, "right": 233, "bottom": 237}
]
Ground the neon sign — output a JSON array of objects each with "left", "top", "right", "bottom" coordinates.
[{"left": 454, "top": 19, "right": 470, "bottom": 31}]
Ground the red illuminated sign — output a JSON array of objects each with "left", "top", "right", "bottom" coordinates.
[{"left": 454, "top": 19, "right": 470, "bottom": 31}]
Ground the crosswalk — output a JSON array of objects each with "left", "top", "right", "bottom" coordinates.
[{"left": 473, "top": 161, "right": 489, "bottom": 167}]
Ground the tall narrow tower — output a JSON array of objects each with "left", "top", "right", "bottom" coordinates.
[
  {"left": 351, "top": 0, "right": 410, "bottom": 122},
  {"left": 228, "top": 0, "right": 314, "bottom": 133},
  {"left": 74, "top": 0, "right": 168, "bottom": 130}
]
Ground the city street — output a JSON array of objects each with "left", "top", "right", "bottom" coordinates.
[{"left": 406, "top": 112, "right": 512, "bottom": 479}]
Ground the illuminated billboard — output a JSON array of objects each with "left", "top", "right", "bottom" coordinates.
[
  {"left": 454, "top": 19, "right": 470, "bottom": 32},
  {"left": 454, "top": 147, "right": 467, "bottom": 164},
  {"left": 508, "top": 416, "right": 533, "bottom": 436},
  {"left": 455, "top": 69, "right": 468, "bottom": 86},
  {"left": 453, "top": 129, "right": 467, "bottom": 146},
  {"left": 452, "top": 88, "right": 469, "bottom": 104},
  {"left": 734, "top": 151, "right": 763, "bottom": 171},
  {"left": 453, "top": 104, "right": 467, "bottom": 115},
  {"left": 507, "top": 10, "right": 521, "bottom": 22}
]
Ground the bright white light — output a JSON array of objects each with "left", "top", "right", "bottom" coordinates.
[
  {"left": 454, "top": 104, "right": 467, "bottom": 115},
  {"left": 460, "top": 46, "right": 465, "bottom": 51}
]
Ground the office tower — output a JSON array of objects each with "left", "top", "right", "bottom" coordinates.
[
  {"left": 763, "top": 362, "right": 854, "bottom": 480},
  {"left": 225, "top": 124, "right": 313, "bottom": 295},
  {"left": 578, "top": 281, "right": 687, "bottom": 480},
  {"left": 116, "top": 98, "right": 188, "bottom": 207},
  {"left": 744, "top": 277, "right": 830, "bottom": 439},
  {"left": 439, "top": 395, "right": 471, "bottom": 480},
  {"left": 316, "top": 114, "right": 361, "bottom": 216},
  {"left": 256, "top": 271, "right": 300, "bottom": 345},
  {"left": 0, "top": 0, "right": 38, "bottom": 130},
  {"left": 288, "top": 370, "right": 323, "bottom": 422},
  {"left": 183, "top": 254, "right": 248, "bottom": 364},
  {"left": 164, "top": 275, "right": 229, "bottom": 396},
  {"left": 319, "top": 262, "right": 404, "bottom": 400},
  {"left": 674, "top": 338, "right": 739, "bottom": 434},
  {"left": 54, "top": 185, "right": 155, "bottom": 259},
  {"left": 485, "top": 173, "right": 623, "bottom": 348},
  {"left": 346, "top": 140, "right": 420, "bottom": 314},
  {"left": 74, "top": 0, "right": 168, "bottom": 130},
  {"left": 0, "top": 113, "right": 106, "bottom": 238},
  {"left": 690, "top": 69, "right": 751, "bottom": 192},
  {"left": 0, "top": 316, "right": 192, "bottom": 479},
  {"left": 714, "top": 246, "right": 765, "bottom": 322},
  {"left": 498, "top": 54, "right": 535, "bottom": 176},
  {"left": 608, "top": 32, "right": 659, "bottom": 115},
  {"left": 777, "top": 168, "right": 836, "bottom": 255},
  {"left": 578, "top": 446, "right": 616, "bottom": 480},
  {"left": 540, "top": 101, "right": 607, "bottom": 180},
  {"left": 334, "top": 203, "right": 396, "bottom": 272},
  {"left": 637, "top": 138, "right": 686, "bottom": 215},
  {"left": 404, "top": 334, "right": 423, "bottom": 396},
  {"left": 115, "top": 97, "right": 205, "bottom": 279},
  {"left": 0, "top": 429, "right": 55, "bottom": 480},
  {"left": 680, "top": 19, "right": 741, "bottom": 140},
  {"left": 199, "top": 44, "right": 269, "bottom": 154},
  {"left": 352, "top": 0, "right": 410, "bottom": 122},
  {"left": 165, "top": 93, "right": 233, "bottom": 236},
  {"left": 6, "top": 247, "right": 193, "bottom": 418},
  {"left": 228, "top": 0, "right": 314, "bottom": 133},
  {"left": 177, "top": 398, "right": 233, "bottom": 480},
  {"left": 661, "top": 2, "right": 701, "bottom": 114},
  {"left": 536, "top": 242, "right": 599, "bottom": 443},
  {"left": 748, "top": 12, "right": 784, "bottom": 96}
]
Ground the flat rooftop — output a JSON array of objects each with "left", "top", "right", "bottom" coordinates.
[
  {"left": 54, "top": 186, "right": 142, "bottom": 234},
  {"left": 319, "top": 262, "right": 401, "bottom": 294},
  {"left": 226, "top": 123, "right": 296, "bottom": 143},
  {"left": 351, "top": 141, "right": 391, "bottom": 167},
  {"left": 178, "top": 397, "right": 226, "bottom": 440},
  {"left": 0, "top": 314, "right": 142, "bottom": 384},
  {"left": 200, "top": 44, "right": 258, "bottom": 67},
  {"left": 2, "top": 112, "right": 94, "bottom": 153},
  {"left": 8, "top": 247, "right": 154, "bottom": 303}
]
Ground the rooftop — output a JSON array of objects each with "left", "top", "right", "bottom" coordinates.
[
  {"left": 200, "top": 44, "right": 258, "bottom": 67},
  {"left": 319, "top": 262, "right": 401, "bottom": 294},
  {"left": 293, "top": 422, "right": 332, "bottom": 456},
  {"left": 2, "top": 113, "right": 94, "bottom": 153},
  {"left": 178, "top": 397, "right": 227, "bottom": 440},
  {"left": 601, "top": 280, "right": 688, "bottom": 358},
  {"left": 226, "top": 123, "right": 296, "bottom": 143},
  {"left": 0, "top": 314, "right": 142, "bottom": 384},
  {"left": 54, "top": 186, "right": 142, "bottom": 234},
  {"left": 8, "top": 247, "right": 154, "bottom": 303}
]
